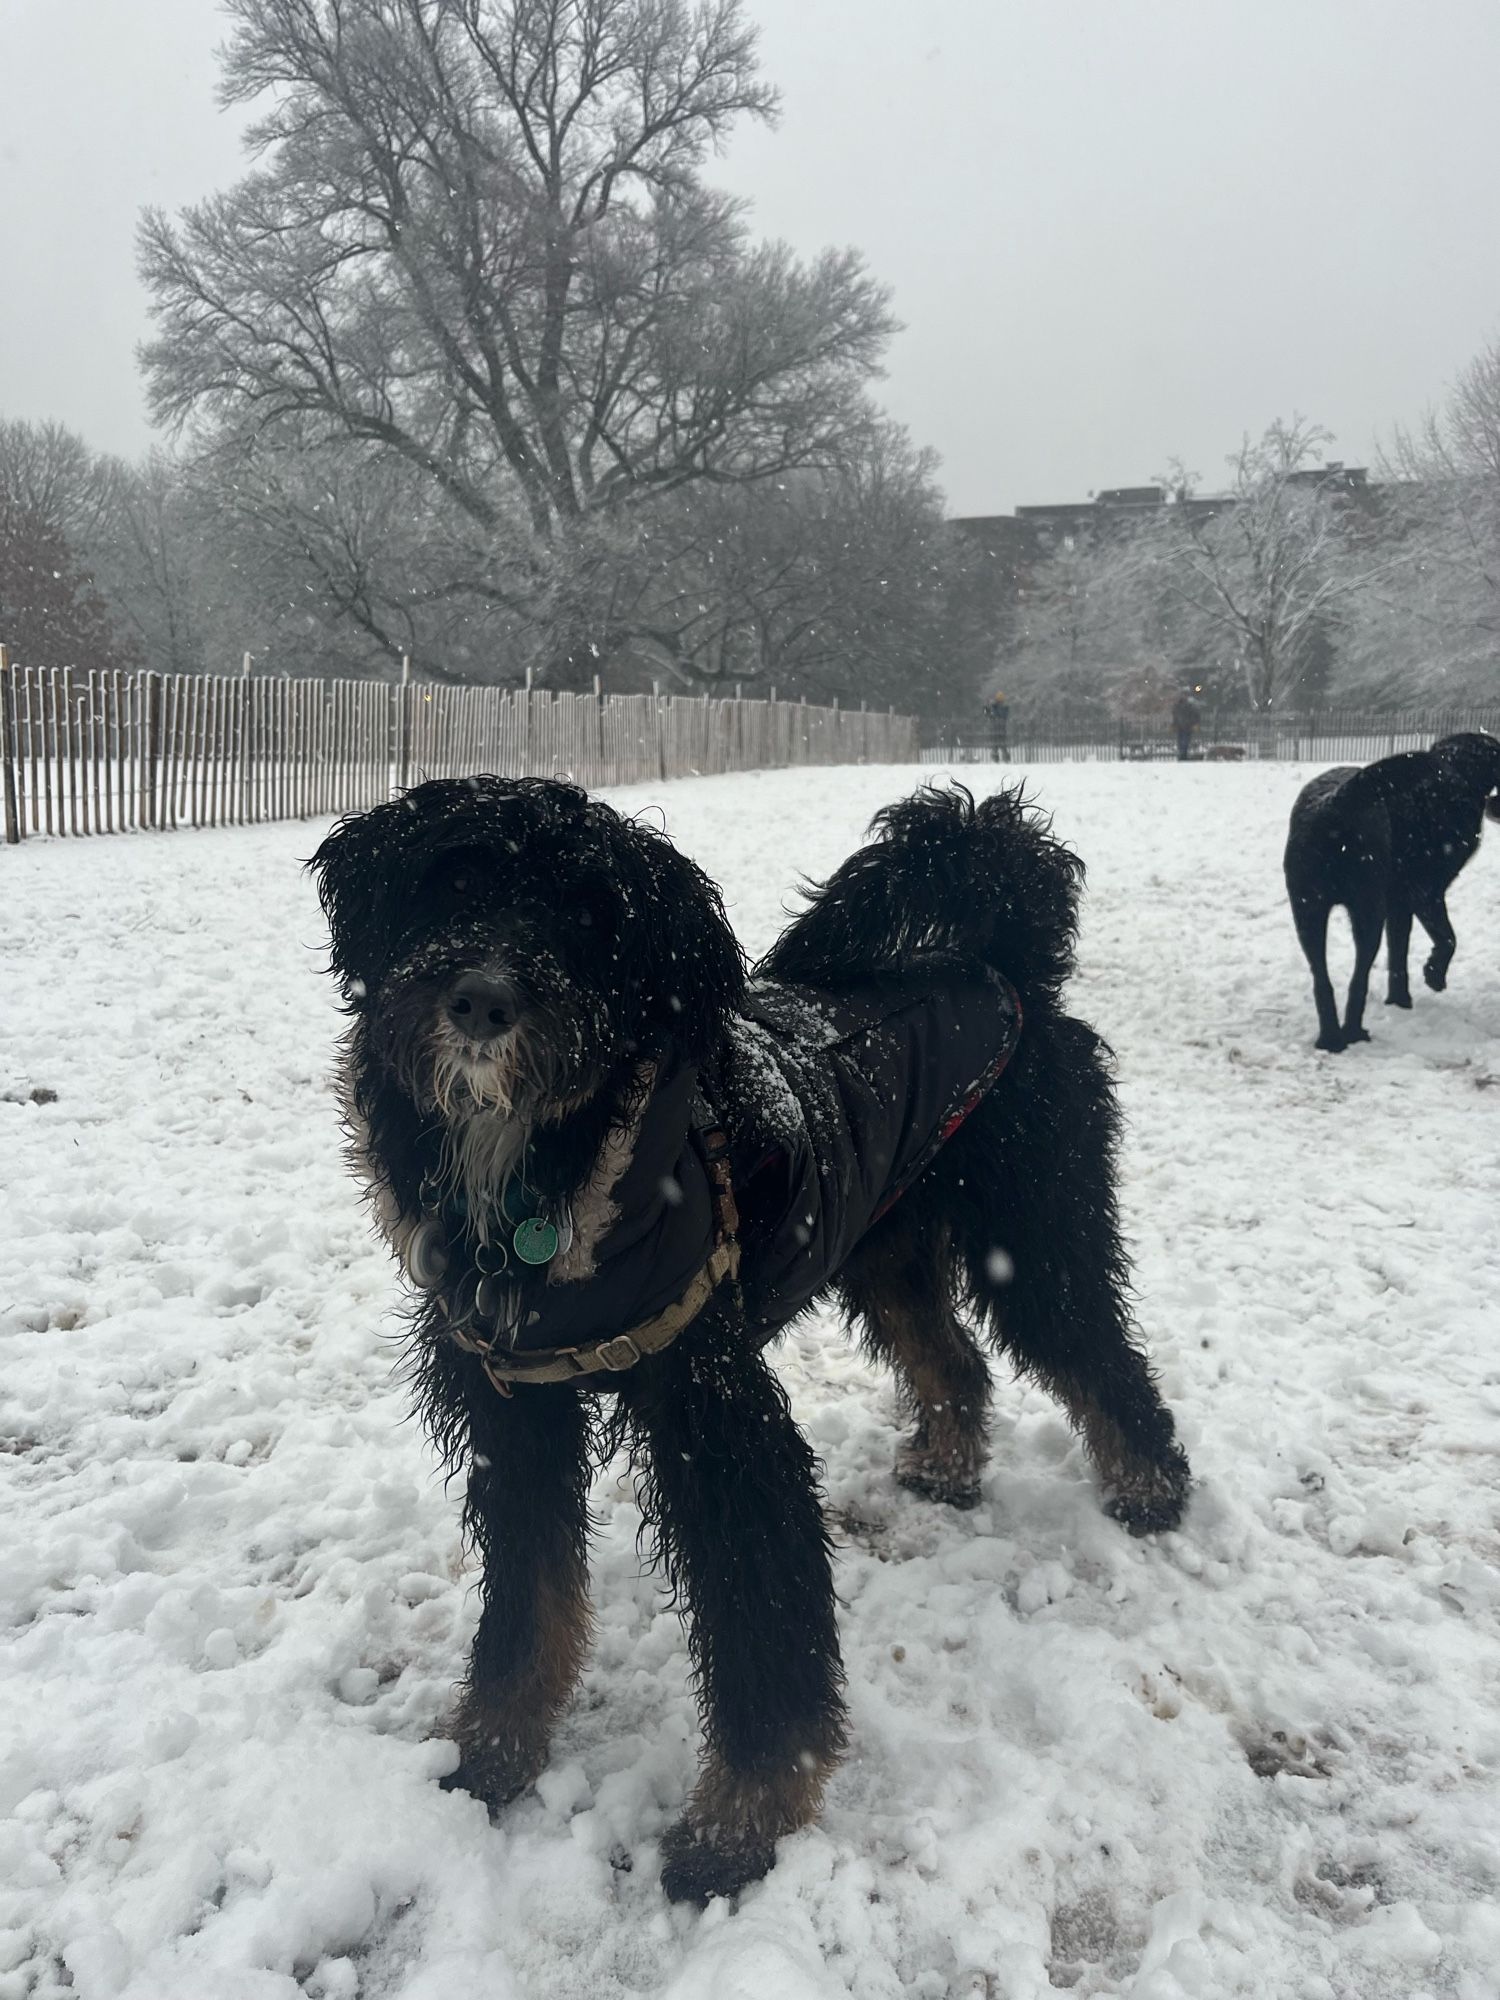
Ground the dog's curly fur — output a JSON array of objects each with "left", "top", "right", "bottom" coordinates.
[
  {"left": 310, "top": 776, "right": 1190, "bottom": 1903},
  {"left": 1284, "top": 731, "right": 1500, "bottom": 1051}
]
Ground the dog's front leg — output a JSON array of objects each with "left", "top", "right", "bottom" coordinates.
[
  {"left": 621, "top": 1311, "right": 848, "bottom": 1904},
  {"left": 443, "top": 1375, "right": 594, "bottom": 1813},
  {"left": 1414, "top": 894, "right": 1456, "bottom": 991},
  {"left": 1340, "top": 891, "right": 1385, "bottom": 1045},
  {"left": 1288, "top": 895, "right": 1345, "bottom": 1049},
  {"left": 1384, "top": 901, "right": 1414, "bottom": 1007}
]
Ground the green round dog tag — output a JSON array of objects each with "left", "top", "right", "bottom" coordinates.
[{"left": 513, "top": 1217, "right": 560, "bottom": 1265}]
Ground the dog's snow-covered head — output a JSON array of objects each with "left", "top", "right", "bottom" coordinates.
[{"left": 309, "top": 776, "right": 745, "bottom": 1126}]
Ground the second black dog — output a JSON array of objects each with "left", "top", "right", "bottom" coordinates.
[
  {"left": 311, "top": 778, "right": 1190, "bottom": 1902},
  {"left": 1284, "top": 731, "right": 1500, "bottom": 1051}
]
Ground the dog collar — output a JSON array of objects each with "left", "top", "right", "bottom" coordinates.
[{"left": 447, "top": 1118, "right": 741, "bottom": 1393}]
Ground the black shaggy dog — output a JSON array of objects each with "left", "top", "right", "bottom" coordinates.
[
  {"left": 1284, "top": 731, "right": 1500, "bottom": 1051},
  {"left": 310, "top": 777, "right": 1190, "bottom": 1902}
]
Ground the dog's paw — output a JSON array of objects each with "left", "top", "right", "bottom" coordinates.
[
  {"left": 1385, "top": 990, "right": 1413, "bottom": 1009},
  {"left": 895, "top": 1460, "right": 982, "bottom": 1510},
  {"left": 659, "top": 1817, "right": 775, "bottom": 1905},
  {"left": 895, "top": 1442, "right": 983, "bottom": 1510},
  {"left": 1341, "top": 1026, "right": 1371, "bottom": 1045},
  {"left": 1105, "top": 1452, "right": 1191, "bottom": 1537},
  {"left": 1423, "top": 962, "right": 1447, "bottom": 993},
  {"left": 1106, "top": 1491, "right": 1186, "bottom": 1537},
  {"left": 1314, "top": 1031, "right": 1346, "bottom": 1053},
  {"left": 438, "top": 1739, "right": 541, "bottom": 1815}
]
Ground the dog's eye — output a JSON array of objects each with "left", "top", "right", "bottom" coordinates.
[
  {"left": 432, "top": 848, "right": 489, "bottom": 901},
  {"left": 571, "top": 889, "right": 614, "bottom": 933}
]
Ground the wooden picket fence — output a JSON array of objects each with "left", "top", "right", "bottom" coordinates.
[{"left": 0, "top": 655, "right": 918, "bottom": 844}]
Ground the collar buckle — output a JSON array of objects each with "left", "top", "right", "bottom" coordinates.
[{"left": 593, "top": 1334, "right": 644, "bottom": 1372}]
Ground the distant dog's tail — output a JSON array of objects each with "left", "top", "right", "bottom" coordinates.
[{"left": 760, "top": 783, "right": 1084, "bottom": 1009}]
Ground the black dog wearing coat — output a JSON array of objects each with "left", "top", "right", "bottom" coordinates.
[
  {"left": 1284, "top": 731, "right": 1500, "bottom": 1051},
  {"left": 310, "top": 778, "right": 1190, "bottom": 1902}
]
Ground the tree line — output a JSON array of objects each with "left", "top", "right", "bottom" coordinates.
[
  {"left": 1003, "top": 388, "right": 1500, "bottom": 721},
  {"left": 0, "top": 0, "right": 984, "bottom": 710}
]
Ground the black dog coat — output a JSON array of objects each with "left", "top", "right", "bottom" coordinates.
[
  {"left": 730, "top": 963, "right": 1022, "bottom": 1336},
  {"left": 490, "top": 961, "right": 1022, "bottom": 1356}
]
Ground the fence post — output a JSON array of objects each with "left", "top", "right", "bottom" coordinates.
[
  {"left": 0, "top": 644, "right": 18, "bottom": 845},
  {"left": 142, "top": 671, "right": 163, "bottom": 829},
  {"left": 240, "top": 662, "right": 254, "bottom": 824},
  {"left": 238, "top": 655, "right": 251, "bottom": 826},
  {"left": 395, "top": 653, "right": 412, "bottom": 794}
]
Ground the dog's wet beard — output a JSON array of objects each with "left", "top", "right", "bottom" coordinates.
[
  {"left": 361, "top": 955, "right": 624, "bottom": 1236},
  {"left": 429, "top": 1014, "right": 557, "bottom": 1123},
  {"left": 438, "top": 1101, "right": 529, "bottom": 1242}
]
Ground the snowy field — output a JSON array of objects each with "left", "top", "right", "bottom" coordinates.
[{"left": 3, "top": 762, "right": 1500, "bottom": 2000}]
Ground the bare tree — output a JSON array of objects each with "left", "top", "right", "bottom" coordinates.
[
  {"left": 0, "top": 491, "right": 133, "bottom": 673},
  {"left": 0, "top": 418, "right": 124, "bottom": 549},
  {"left": 1367, "top": 336, "right": 1500, "bottom": 700},
  {"left": 72, "top": 454, "right": 212, "bottom": 676},
  {"left": 0, "top": 419, "right": 146, "bottom": 669},
  {"left": 181, "top": 419, "right": 526, "bottom": 677},
  {"left": 1002, "top": 528, "right": 1157, "bottom": 720},
  {"left": 1141, "top": 420, "right": 1370, "bottom": 712},
  {"left": 1421, "top": 338, "right": 1500, "bottom": 482},
  {"left": 139, "top": 0, "right": 896, "bottom": 675},
  {"left": 583, "top": 428, "right": 971, "bottom": 704}
]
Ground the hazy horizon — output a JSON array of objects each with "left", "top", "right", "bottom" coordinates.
[{"left": 2, "top": 0, "right": 1497, "bottom": 515}]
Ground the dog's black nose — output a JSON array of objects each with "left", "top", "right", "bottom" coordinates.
[{"left": 446, "top": 971, "right": 519, "bottom": 1043}]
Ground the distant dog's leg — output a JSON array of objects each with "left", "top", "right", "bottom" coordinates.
[
  {"left": 1290, "top": 897, "right": 1344, "bottom": 1050},
  {"left": 1340, "top": 891, "right": 1383, "bottom": 1044},
  {"left": 443, "top": 1374, "right": 594, "bottom": 1811},
  {"left": 838, "top": 1210, "right": 992, "bottom": 1508},
  {"left": 622, "top": 1312, "right": 847, "bottom": 1904},
  {"left": 1415, "top": 894, "right": 1456, "bottom": 991},
  {"left": 955, "top": 1021, "right": 1190, "bottom": 1535},
  {"left": 1385, "top": 901, "right": 1414, "bottom": 1007}
]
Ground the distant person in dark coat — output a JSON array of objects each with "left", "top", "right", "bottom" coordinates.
[
  {"left": 985, "top": 692, "right": 1010, "bottom": 762},
  {"left": 1172, "top": 688, "right": 1201, "bottom": 762}
]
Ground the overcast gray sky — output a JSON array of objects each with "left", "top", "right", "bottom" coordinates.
[{"left": 2, "top": 0, "right": 1498, "bottom": 515}]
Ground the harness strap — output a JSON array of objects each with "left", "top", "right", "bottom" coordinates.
[{"left": 451, "top": 1126, "right": 741, "bottom": 1393}]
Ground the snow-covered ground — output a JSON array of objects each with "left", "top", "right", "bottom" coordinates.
[{"left": 3, "top": 762, "right": 1499, "bottom": 2000}]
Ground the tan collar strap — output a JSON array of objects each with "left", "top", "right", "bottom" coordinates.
[{"left": 451, "top": 1127, "right": 741, "bottom": 1393}]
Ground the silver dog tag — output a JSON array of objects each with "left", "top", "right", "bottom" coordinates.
[{"left": 407, "top": 1219, "right": 449, "bottom": 1289}]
